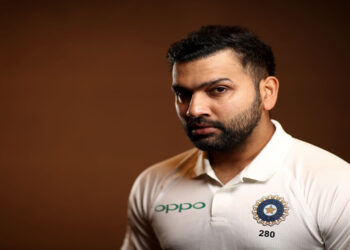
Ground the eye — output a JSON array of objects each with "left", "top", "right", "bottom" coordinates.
[
  {"left": 209, "top": 86, "right": 228, "bottom": 95},
  {"left": 214, "top": 87, "right": 227, "bottom": 92},
  {"left": 175, "top": 90, "right": 192, "bottom": 103}
]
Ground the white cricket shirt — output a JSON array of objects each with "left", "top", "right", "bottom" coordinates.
[{"left": 121, "top": 120, "right": 350, "bottom": 250}]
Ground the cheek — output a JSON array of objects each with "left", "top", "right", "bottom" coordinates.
[{"left": 211, "top": 91, "right": 255, "bottom": 117}]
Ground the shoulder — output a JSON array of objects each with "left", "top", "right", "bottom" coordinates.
[
  {"left": 129, "top": 148, "right": 200, "bottom": 203},
  {"left": 290, "top": 138, "right": 349, "bottom": 176},
  {"left": 287, "top": 138, "right": 350, "bottom": 209},
  {"left": 135, "top": 148, "right": 200, "bottom": 184},
  {"left": 284, "top": 137, "right": 350, "bottom": 202}
]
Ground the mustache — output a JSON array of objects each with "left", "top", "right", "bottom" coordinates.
[{"left": 186, "top": 117, "right": 225, "bottom": 130}]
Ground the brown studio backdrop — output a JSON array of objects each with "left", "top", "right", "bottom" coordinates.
[{"left": 0, "top": 0, "right": 349, "bottom": 249}]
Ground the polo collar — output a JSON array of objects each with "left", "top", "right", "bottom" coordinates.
[{"left": 192, "top": 120, "right": 293, "bottom": 183}]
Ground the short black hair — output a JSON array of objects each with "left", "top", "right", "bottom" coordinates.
[{"left": 167, "top": 25, "right": 275, "bottom": 85}]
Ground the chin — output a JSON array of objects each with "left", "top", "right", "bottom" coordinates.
[{"left": 192, "top": 137, "right": 222, "bottom": 151}]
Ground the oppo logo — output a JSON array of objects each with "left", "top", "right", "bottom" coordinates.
[{"left": 154, "top": 202, "right": 206, "bottom": 213}]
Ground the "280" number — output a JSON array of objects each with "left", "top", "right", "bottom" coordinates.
[{"left": 259, "top": 230, "right": 275, "bottom": 238}]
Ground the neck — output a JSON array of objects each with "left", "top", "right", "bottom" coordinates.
[{"left": 208, "top": 117, "right": 275, "bottom": 184}]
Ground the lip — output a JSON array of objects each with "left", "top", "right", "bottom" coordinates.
[{"left": 191, "top": 126, "right": 217, "bottom": 135}]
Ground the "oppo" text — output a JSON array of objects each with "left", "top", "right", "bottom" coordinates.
[{"left": 154, "top": 202, "right": 206, "bottom": 213}]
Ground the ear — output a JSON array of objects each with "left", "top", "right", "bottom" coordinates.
[{"left": 259, "top": 76, "right": 279, "bottom": 111}]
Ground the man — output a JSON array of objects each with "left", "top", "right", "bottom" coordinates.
[{"left": 121, "top": 25, "right": 350, "bottom": 249}]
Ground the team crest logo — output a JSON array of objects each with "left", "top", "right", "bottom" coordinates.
[{"left": 252, "top": 195, "right": 289, "bottom": 226}]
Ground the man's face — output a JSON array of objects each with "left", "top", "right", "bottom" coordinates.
[{"left": 172, "top": 49, "right": 262, "bottom": 152}]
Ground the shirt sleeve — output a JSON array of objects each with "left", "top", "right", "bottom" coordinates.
[{"left": 121, "top": 173, "right": 162, "bottom": 250}]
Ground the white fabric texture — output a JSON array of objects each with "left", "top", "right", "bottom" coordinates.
[{"left": 121, "top": 120, "right": 350, "bottom": 250}]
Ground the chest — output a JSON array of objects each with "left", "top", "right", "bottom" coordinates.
[{"left": 149, "top": 177, "right": 323, "bottom": 250}]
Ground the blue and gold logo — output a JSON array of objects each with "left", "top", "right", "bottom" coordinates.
[{"left": 252, "top": 195, "right": 288, "bottom": 226}]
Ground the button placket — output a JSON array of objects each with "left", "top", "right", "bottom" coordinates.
[{"left": 211, "top": 186, "right": 236, "bottom": 218}]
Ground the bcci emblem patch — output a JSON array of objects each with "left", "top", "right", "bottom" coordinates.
[{"left": 252, "top": 195, "right": 289, "bottom": 226}]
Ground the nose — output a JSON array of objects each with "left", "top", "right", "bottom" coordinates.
[{"left": 186, "top": 92, "right": 210, "bottom": 117}]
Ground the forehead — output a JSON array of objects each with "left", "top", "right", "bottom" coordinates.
[{"left": 172, "top": 49, "right": 247, "bottom": 86}]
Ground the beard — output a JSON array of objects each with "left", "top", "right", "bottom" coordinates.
[{"left": 184, "top": 93, "right": 262, "bottom": 152}]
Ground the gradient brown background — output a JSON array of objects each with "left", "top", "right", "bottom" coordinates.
[{"left": 1, "top": 0, "right": 349, "bottom": 249}]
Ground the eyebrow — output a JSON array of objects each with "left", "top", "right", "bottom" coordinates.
[{"left": 171, "top": 77, "right": 232, "bottom": 92}]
